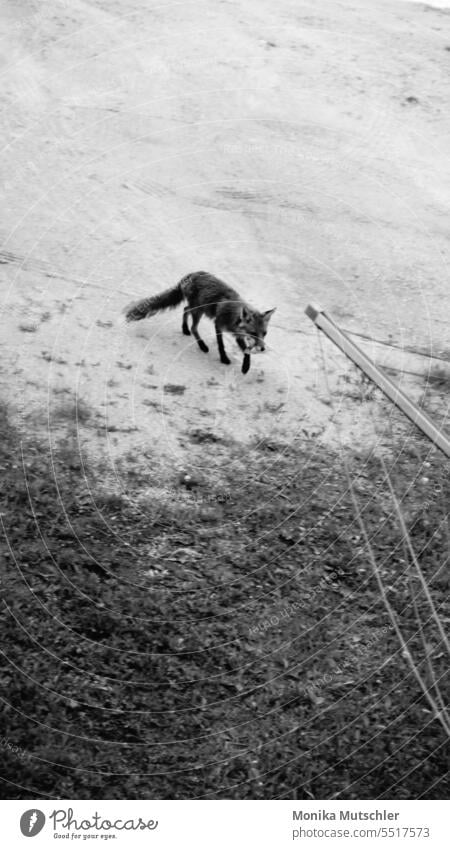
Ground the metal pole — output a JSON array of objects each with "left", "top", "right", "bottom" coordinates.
[{"left": 305, "top": 303, "right": 450, "bottom": 459}]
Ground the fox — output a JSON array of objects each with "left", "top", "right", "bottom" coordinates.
[{"left": 124, "top": 271, "right": 276, "bottom": 374}]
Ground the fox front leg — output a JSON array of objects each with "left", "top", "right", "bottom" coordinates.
[
  {"left": 235, "top": 336, "right": 251, "bottom": 374},
  {"left": 215, "top": 319, "right": 231, "bottom": 365}
]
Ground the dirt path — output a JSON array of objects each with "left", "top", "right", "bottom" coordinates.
[{"left": 1, "top": 0, "right": 449, "bottom": 473}]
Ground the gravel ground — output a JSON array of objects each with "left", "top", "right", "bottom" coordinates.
[{"left": 1, "top": 0, "right": 449, "bottom": 469}]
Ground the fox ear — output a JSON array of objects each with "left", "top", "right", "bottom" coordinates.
[
  {"left": 263, "top": 308, "right": 276, "bottom": 323},
  {"left": 241, "top": 306, "right": 250, "bottom": 322}
]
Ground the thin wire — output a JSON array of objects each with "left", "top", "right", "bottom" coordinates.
[{"left": 315, "top": 327, "right": 450, "bottom": 737}]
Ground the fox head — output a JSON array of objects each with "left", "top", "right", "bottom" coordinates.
[{"left": 237, "top": 307, "right": 276, "bottom": 352}]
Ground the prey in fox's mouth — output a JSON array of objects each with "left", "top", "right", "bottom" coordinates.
[{"left": 238, "top": 335, "right": 266, "bottom": 374}]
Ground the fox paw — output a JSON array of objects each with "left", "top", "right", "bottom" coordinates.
[
  {"left": 220, "top": 355, "right": 231, "bottom": 365},
  {"left": 182, "top": 325, "right": 191, "bottom": 336},
  {"left": 198, "top": 341, "right": 209, "bottom": 353}
]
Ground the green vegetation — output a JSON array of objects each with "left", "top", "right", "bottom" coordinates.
[{"left": 0, "top": 403, "right": 448, "bottom": 799}]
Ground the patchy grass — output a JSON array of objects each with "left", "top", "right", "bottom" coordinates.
[
  {"left": 426, "top": 365, "right": 450, "bottom": 393},
  {"left": 0, "top": 401, "right": 448, "bottom": 800},
  {"left": 187, "top": 428, "right": 226, "bottom": 444},
  {"left": 18, "top": 322, "right": 38, "bottom": 333},
  {"left": 163, "top": 384, "right": 186, "bottom": 395},
  {"left": 52, "top": 397, "right": 92, "bottom": 426}
]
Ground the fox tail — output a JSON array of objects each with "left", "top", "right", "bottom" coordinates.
[{"left": 124, "top": 283, "right": 184, "bottom": 322}]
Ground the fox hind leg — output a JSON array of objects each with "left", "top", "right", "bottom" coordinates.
[{"left": 191, "top": 309, "right": 209, "bottom": 353}]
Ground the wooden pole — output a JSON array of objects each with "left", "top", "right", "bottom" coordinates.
[{"left": 305, "top": 303, "right": 450, "bottom": 459}]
